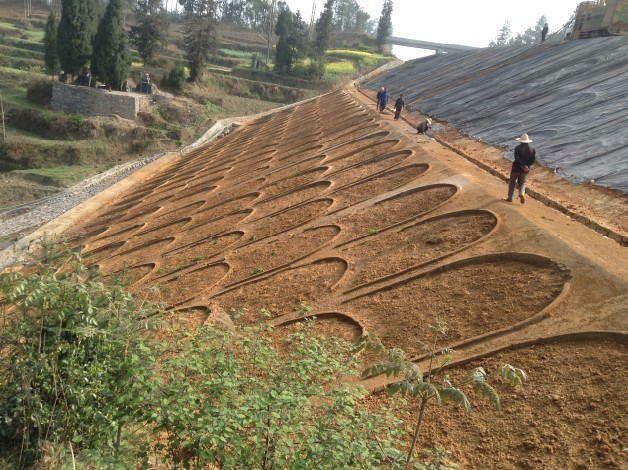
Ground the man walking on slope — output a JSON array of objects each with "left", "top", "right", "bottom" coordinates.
[
  {"left": 505, "top": 133, "right": 536, "bottom": 204},
  {"left": 394, "top": 94, "right": 405, "bottom": 120},
  {"left": 376, "top": 87, "right": 384, "bottom": 111},
  {"left": 379, "top": 88, "right": 389, "bottom": 113}
]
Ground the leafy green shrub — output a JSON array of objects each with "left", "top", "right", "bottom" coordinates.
[
  {"left": 137, "top": 316, "right": 409, "bottom": 468},
  {"left": 67, "top": 113, "right": 84, "bottom": 132},
  {"left": 0, "top": 239, "right": 161, "bottom": 467},
  {"left": 308, "top": 57, "right": 327, "bottom": 80},
  {"left": 291, "top": 61, "right": 317, "bottom": 79},
  {"left": 0, "top": 141, "right": 8, "bottom": 160},
  {"left": 164, "top": 63, "right": 186, "bottom": 91},
  {"left": 0, "top": 242, "right": 482, "bottom": 469},
  {"left": 156, "top": 102, "right": 190, "bottom": 124}
]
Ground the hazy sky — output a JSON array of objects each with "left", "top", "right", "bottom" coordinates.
[{"left": 284, "top": 0, "right": 584, "bottom": 60}]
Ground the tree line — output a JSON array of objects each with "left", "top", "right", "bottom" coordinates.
[
  {"left": 489, "top": 16, "right": 550, "bottom": 47},
  {"left": 273, "top": 0, "right": 393, "bottom": 75},
  {"left": 42, "top": 0, "right": 395, "bottom": 89}
]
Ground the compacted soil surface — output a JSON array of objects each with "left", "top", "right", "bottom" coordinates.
[{"left": 4, "top": 88, "right": 626, "bottom": 468}]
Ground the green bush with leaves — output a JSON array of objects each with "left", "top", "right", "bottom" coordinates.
[
  {"left": 0, "top": 239, "right": 160, "bottom": 467},
  {"left": 165, "top": 63, "right": 187, "bottom": 91},
  {"left": 137, "top": 315, "right": 409, "bottom": 468},
  {"left": 1, "top": 241, "right": 515, "bottom": 469}
]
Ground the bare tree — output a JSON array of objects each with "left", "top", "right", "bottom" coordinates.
[
  {"left": 24, "top": 0, "right": 33, "bottom": 18},
  {"left": 0, "top": 93, "right": 5, "bottom": 144}
]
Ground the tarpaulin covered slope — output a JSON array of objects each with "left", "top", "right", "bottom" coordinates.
[{"left": 366, "top": 37, "right": 628, "bottom": 192}]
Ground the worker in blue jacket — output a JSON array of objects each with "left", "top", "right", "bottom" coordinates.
[
  {"left": 376, "top": 87, "right": 384, "bottom": 110},
  {"left": 379, "top": 88, "right": 389, "bottom": 113}
]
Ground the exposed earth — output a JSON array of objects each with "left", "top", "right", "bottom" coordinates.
[{"left": 2, "top": 87, "right": 626, "bottom": 468}]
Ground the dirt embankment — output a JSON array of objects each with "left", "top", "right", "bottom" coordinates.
[{"left": 26, "top": 88, "right": 624, "bottom": 468}]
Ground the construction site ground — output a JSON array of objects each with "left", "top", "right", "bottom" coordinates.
[{"left": 5, "top": 87, "right": 626, "bottom": 468}]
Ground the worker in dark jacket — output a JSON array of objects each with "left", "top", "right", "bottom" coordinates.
[
  {"left": 505, "top": 133, "right": 537, "bottom": 203},
  {"left": 394, "top": 94, "right": 405, "bottom": 120},
  {"left": 417, "top": 118, "right": 432, "bottom": 134},
  {"left": 541, "top": 24, "right": 549, "bottom": 42}
]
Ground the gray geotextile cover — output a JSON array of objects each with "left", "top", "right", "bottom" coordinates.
[{"left": 366, "top": 37, "right": 628, "bottom": 192}]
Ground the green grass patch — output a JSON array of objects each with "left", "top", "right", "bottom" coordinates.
[
  {"left": 0, "top": 21, "right": 43, "bottom": 41},
  {"left": 0, "top": 65, "right": 45, "bottom": 78},
  {"left": 12, "top": 166, "right": 96, "bottom": 187},
  {"left": 219, "top": 48, "right": 258, "bottom": 59},
  {"left": 207, "top": 64, "right": 233, "bottom": 73},
  {"left": 325, "top": 61, "right": 356, "bottom": 74},
  {"left": 0, "top": 21, "right": 18, "bottom": 30},
  {"left": 326, "top": 49, "right": 385, "bottom": 60},
  {"left": 214, "top": 94, "right": 297, "bottom": 117},
  {"left": 0, "top": 44, "right": 44, "bottom": 60},
  {"left": 21, "top": 29, "right": 44, "bottom": 41},
  {"left": 0, "top": 87, "right": 41, "bottom": 110},
  {"left": 6, "top": 128, "right": 106, "bottom": 150},
  {"left": 0, "top": 55, "right": 44, "bottom": 72},
  {"left": 0, "top": 36, "right": 44, "bottom": 53}
]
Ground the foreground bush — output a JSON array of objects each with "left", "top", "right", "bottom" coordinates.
[
  {"left": 0, "top": 240, "right": 160, "bottom": 467},
  {"left": 136, "top": 316, "right": 409, "bottom": 468},
  {"left": 0, "top": 241, "right": 460, "bottom": 469}
]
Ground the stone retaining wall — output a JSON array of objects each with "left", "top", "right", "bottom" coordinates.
[{"left": 51, "top": 82, "right": 151, "bottom": 119}]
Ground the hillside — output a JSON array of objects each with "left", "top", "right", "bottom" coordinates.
[
  {"left": 2, "top": 3, "right": 626, "bottom": 468},
  {"left": 0, "top": 0, "right": 388, "bottom": 219},
  {"left": 3, "top": 85, "right": 622, "bottom": 468}
]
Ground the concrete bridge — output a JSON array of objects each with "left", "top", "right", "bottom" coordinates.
[{"left": 387, "top": 36, "right": 478, "bottom": 54}]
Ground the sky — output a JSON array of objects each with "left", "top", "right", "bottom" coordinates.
[{"left": 284, "top": 0, "right": 585, "bottom": 60}]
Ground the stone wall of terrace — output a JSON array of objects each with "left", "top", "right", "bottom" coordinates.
[{"left": 51, "top": 82, "right": 151, "bottom": 120}]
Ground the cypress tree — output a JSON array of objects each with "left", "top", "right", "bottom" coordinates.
[
  {"left": 274, "top": 8, "right": 293, "bottom": 73},
  {"left": 130, "top": 0, "right": 169, "bottom": 65},
  {"left": 92, "top": 0, "right": 132, "bottom": 90},
  {"left": 180, "top": 0, "right": 217, "bottom": 82},
  {"left": 43, "top": 12, "right": 59, "bottom": 79},
  {"left": 87, "top": 0, "right": 102, "bottom": 30},
  {"left": 314, "top": 0, "right": 334, "bottom": 57},
  {"left": 57, "top": 0, "right": 100, "bottom": 78},
  {"left": 274, "top": 8, "right": 307, "bottom": 74},
  {"left": 375, "top": 0, "right": 393, "bottom": 53}
]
